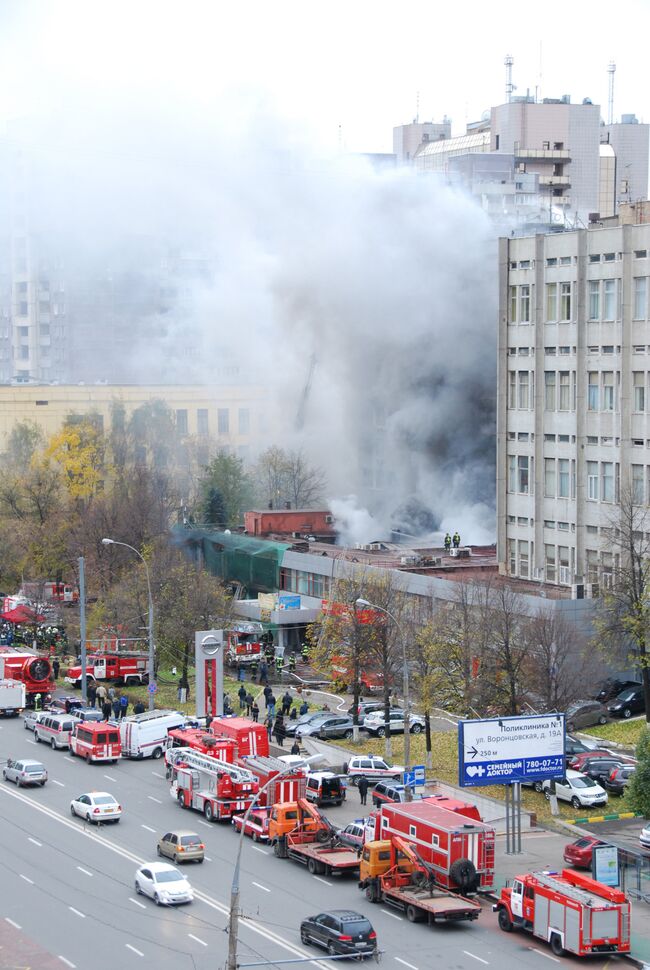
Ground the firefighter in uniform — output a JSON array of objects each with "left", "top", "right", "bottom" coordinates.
[
  {"left": 288, "top": 652, "right": 296, "bottom": 674},
  {"left": 275, "top": 654, "right": 284, "bottom": 678},
  {"left": 444, "top": 532, "right": 452, "bottom": 552},
  {"left": 453, "top": 531, "right": 461, "bottom": 548},
  {"left": 301, "top": 642, "right": 309, "bottom": 664}
]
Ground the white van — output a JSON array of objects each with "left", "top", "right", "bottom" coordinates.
[
  {"left": 120, "top": 709, "right": 189, "bottom": 760},
  {"left": 34, "top": 713, "right": 79, "bottom": 749}
]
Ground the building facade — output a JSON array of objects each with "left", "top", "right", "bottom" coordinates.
[
  {"left": 393, "top": 120, "right": 451, "bottom": 164},
  {"left": 497, "top": 207, "right": 650, "bottom": 592}
]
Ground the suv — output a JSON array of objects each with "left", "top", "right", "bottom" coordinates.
[
  {"left": 348, "top": 701, "right": 386, "bottom": 720},
  {"left": 345, "top": 755, "right": 404, "bottom": 786},
  {"left": 578, "top": 757, "right": 626, "bottom": 784},
  {"left": 604, "top": 764, "right": 636, "bottom": 795},
  {"left": 565, "top": 700, "right": 608, "bottom": 732},
  {"left": 372, "top": 782, "right": 407, "bottom": 807},
  {"left": 594, "top": 679, "right": 641, "bottom": 704},
  {"left": 362, "top": 709, "right": 425, "bottom": 737},
  {"left": 542, "top": 770, "right": 608, "bottom": 809},
  {"left": 300, "top": 910, "right": 377, "bottom": 957},
  {"left": 296, "top": 715, "right": 355, "bottom": 741},
  {"left": 608, "top": 686, "right": 646, "bottom": 719}
]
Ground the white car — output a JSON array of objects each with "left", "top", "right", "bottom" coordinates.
[
  {"left": 135, "top": 862, "right": 193, "bottom": 905},
  {"left": 70, "top": 791, "right": 122, "bottom": 823},
  {"left": 542, "top": 770, "right": 608, "bottom": 809},
  {"left": 345, "top": 755, "right": 404, "bottom": 785},
  {"left": 640, "top": 824, "right": 650, "bottom": 850},
  {"left": 362, "top": 709, "right": 425, "bottom": 737}
]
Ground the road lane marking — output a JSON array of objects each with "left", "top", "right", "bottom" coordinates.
[
  {"left": 141, "top": 824, "right": 156, "bottom": 833},
  {"left": 103, "top": 774, "right": 117, "bottom": 782},
  {"left": 5, "top": 918, "right": 21, "bottom": 929},
  {"left": 188, "top": 934, "right": 208, "bottom": 946},
  {"left": 129, "top": 897, "right": 146, "bottom": 909},
  {"left": 68, "top": 907, "right": 85, "bottom": 918},
  {"left": 463, "top": 953, "right": 489, "bottom": 966},
  {"left": 147, "top": 795, "right": 162, "bottom": 804},
  {"left": 313, "top": 876, "right": 333, "bottom": 887},
  {"left": 58, "top": 958, "right": 76, "bottom": 969},
  {"left": 26, "top": 739, "right": 36, "bottom": 745},
  {"left": 197, "top": 820, "right": 212, "bottom": 828},
  {"left": 252, "top": 882, "right": 270, "bottom": 892},
  {"left": 395, "top": 959, "right": 418, "bottom": 970},
  {"left": 76, "top": 867, "right": 93, "bottom": 877},
  {"left": 51, "top": 780, "right": 65, "bottom": 787},
  {"left": 205, "top": 856, "right": 212, "bottom": 862},
  {"left": 381, "top": 909, "right": 402, "bottom": 921},
  {"left": 251, "top": 845, "right": 269, "bottom": 854},
  {"left": 64, "top": 756, "right": 75, "bottom": 763},
  {"left": 19, "top": 874, "right": 34, "bottom": 884},
  {"left": 151, "top": 771, "right": 165, "bottom": 778},
  {"left": 28, "top": 837, "right": 42, "bottom": 847},
  {"left": 126, "top": 944, "right": 144, "bottom": 957},
  {"left": 529, "top": 950, "right": 560, "bottom": 964}
]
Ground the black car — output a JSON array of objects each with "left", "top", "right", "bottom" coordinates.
[
  {"left": 608, "top": 686, "right": 646, "bottom": 719},
  {"left": 300, "top": 910, "right": 377, "bottom": 957},
  {"left": 594, "top": 679, "right": 641, "bottom": 704},
  {"left": 578, "top": 757, "right": 626, "bottom": 783},
  {"left": 603, "top": 764, "right": 636, "bottom": 795}
]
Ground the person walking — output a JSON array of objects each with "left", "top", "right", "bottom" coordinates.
[
  {"left": 96, "top": 684, "right": 107, "bottom": 706},
  {"left": 133, "top": 700, "right": 145, "bottom": 715},
  {"left": 264, "top": 713, "right": 273, "bottom": 741},
  {"left": 267, "top": 693, "right": 276, "bottom": 719},
  {"left": 238, "top": 684, "right": 247, "bottom": 711},
  {"left": 263, "top": 684, "right": 272, "bottom": 708},
  {"left": 290, "top": 739, "right": 301, "bottom": 756},
  {"left": 88, "top": 684, "right": 97, "bottom": 709},
  {"left": 273, "top": 715, "right": 285, "bottom": 747},
  {"left": 102, "top": 700, "right": 112, "bottom": 721},
  {"left": 108, "top": 686, "right": 116, "bottom": 702},
  {"left": 358, "top": 776, "right": 369, "bottom": 806},
  {"left": 251, "top": 700, "right": 260, "bottom": 723},
  {"left": 119, "top": 694, "right": 129, "bottom": 719},
  {"left": 281, "top": 690, "right": 292, "bottom": 717},
  {"left": 52, "top": 658, "right": 60, "bottom": 680},
  {"left": 112, "top": 697, "right": 120, "bottom": 720},
  {"left": 245, "top": 692, "right": 254, "bottom": 716}
]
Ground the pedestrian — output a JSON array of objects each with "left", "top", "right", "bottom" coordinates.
[
  {"left": 108, "top": 686, "right": 116, "bottom": 702},
  {"left": 224, "top": 696, "right": 234, "bottom": 716},
  {"left": 96, "top": 684, "right": 107, "bottom": 705},
  {"left": 263, "top": 684, "right": 272, "bottom": 707},
  {"left": 453, "top": 530, "right": 461, "bottom": 548},
  {"left": 259, "top": 661, "right": 268, "bottom": 686},
  {"left": 251, "top": 700, "right": 260, "bottom": 723},
  {"left": 134, "top": 700, "right": 145, "bottom": 715},
  {"left": 267, "top": 693, "right": 276, "bottom": 718},
  {"left": 290, "top": 739, "right": 301, "bottom": 756},
  {"left": 299, "top": 700, "right": 309, "bottom": 716},
  {"left": 88, "top": 684, "right": 97, "bottom": 709},
  {"left": 281, "top": 690, "right": 292, "bottom": 717},
  {"left": 34, "top": 693, "right": 42, "bottom": 711},
  {"left": 273, "top": 715, "right": 285, "bottom": 747},
  {"left": 358, "top": 776, "right": 369, "bottom": 805},
  {"left": 245, "top": 692, "right": 254, "bottom": 716},
  {"left": 112, "top": 697, "right": 120, "bottom": 720},
  {"left": 102, "top": 700, "right": 112, "bottom": 721},
  {"left": 265, "top": 713, "right": 273, "bottom": 741},
  {"left": 301, "top": 642, "right": 309, "bottom": 664},
  {"left": 238, "top": 684, "right": 247, "bottom": 710},
  {"left": 52, "top": 658, "right": 60, "bottom": 679},
  {"left": 119, "top": 693, "right": 129, "bottom": 719},
  {"left": 444, "top": 532, "right": 452, "bottom": 552}
]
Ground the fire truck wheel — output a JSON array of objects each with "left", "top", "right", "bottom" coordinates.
[
  {"left": 178, "top": 792, "right": 186, "bottom": 808},
  {"left": 550, "top": 934, "right": 564, "bottom": 957},
  {"left": 449, "top": 858, "right": 478, "bottom": 894},
  {"left": 497, "top": 908, "right": 513, "bottom": 932},
  {"left": 86, "top": 754, "right": 92, "bottom": 765},
  {"left": 205, "top": 804, "right": 214, "bottom": 822},
  {"left": 406, "top": 905, "right": 423, "bottom": 923},
  {"left": 152, "top": 748, "right": 163, "bottom": 760}
]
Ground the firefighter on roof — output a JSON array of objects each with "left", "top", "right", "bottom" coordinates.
[
  {"left": 453, "top": 531, "right": 461, "bottom": 548},
  {"left": 444, "top": 533, "right": 452, "bottom": 552}
]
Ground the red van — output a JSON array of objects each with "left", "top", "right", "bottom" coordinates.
[{"left": 70, "top": 722, "right": 122, "bottom": 763}]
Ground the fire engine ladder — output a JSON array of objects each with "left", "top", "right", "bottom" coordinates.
[
  {"left": 532, "top": 873, "right": 612, "bottom": 908},
  {"left": 240, "top": 755, "right": 295, "bottom": 773},
  {"left": 129, "top": 709, "right": 177, "bottom": 724},
  {"left": 168, "top": 747, "right": 256, "bottom": 785}
]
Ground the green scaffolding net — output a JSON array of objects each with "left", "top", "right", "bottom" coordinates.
[{"left": 173, "top": 525, "right": 290, "bottom": 595}]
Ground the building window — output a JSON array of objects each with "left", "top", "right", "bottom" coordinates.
[
  {"left": 546, "top": 283, "right": 557, "bottom": 321},
  {"left": 518, "top": 371, "right": 530, "bottom": 409},
  {"left": 518, "top": 540, "right": 529, "bottom": 578},
  {"left": 560, "top": 282, "right": 571, "bottom": 321},
  {"left": 602, "top": 371, "right": 614, "bottom": 411},
  {"left": 518, "top": 455, "right": 529, "bottom": 493},
  {"left": 508, "top": 538, "right": 516, "bottom": 574},
  {"left": 175, "top": 409, "right": 188, "bottom": 435},
  {"left": 558, "top": 546, "right": 570, "bottom": 584},
  {"left": 603, "top": 279, "right": 616, "bottom": 320},
  {"left": 632, "top": 464, "right": 644, "bottom": 504},
  {"left": 544, "top": 545, "right": 556, "bottom": 582},
  {"left": 588, "top": 372, "right": 599, "bottom": 410},
  {"left": 634, "top": 277, "right": 647, "bottom": 321},
  {"left": 634, "top": 372, "right": 645, "bottom": 412},
  {"left": 602, "top": 462, "right": 614, "bottom": 502},
  {"left": 508, "top": 455, "right": 516, "bottom": 492},
  {"left": 197, "top": 408, "right": 209, "bottom": 435},
  {"left": 587, "top": 461, "right": 599, "bottom": 500},
  {"left": 588, "top": 280, "right": 600, "bottom": 320},
  {"left": 544, "top": 458, "right": 556, "bottom": 497},
  {"left": 519, "top": 285, "right": 531, "bottom": 323},
  {"left": 544, "top": 371, "right": 556, "bottom": 410},
  {"left": 218, "top": 408, "right": 229, "bottom": 434},
  {"left": 509, "top": 286, "right": 517, "bottom": 322},
  {"left": 508, "top": 371, "right": 516, "bottom": 409},
  {"left": 586, "top": 549, "right": 599, "bottom": 583},
  {"left": 546, "top": 257, "right": 557, "bottom": 267},
  {"left": 558, "top": 458, "right": 570, "bottom": 498},
  {"left": 558, "top": 371, "right": 570, "bottom": 411},
  {"left": 18, "top": 301, "right": 28, "bottom": 316},
  {"left": 238, "top": 408, "right": 250, "bottom": 435}
]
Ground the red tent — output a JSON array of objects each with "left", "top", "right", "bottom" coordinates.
[{"left": 0, "top": 605, "right": 46, "bottom": 624}]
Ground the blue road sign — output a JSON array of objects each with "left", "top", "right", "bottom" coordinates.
[
  {"left": 147, "top": 681, "right": 158, "bottom": 694},
  {"left": 403, "top": 765, "right": 426, "bottom": 788}
]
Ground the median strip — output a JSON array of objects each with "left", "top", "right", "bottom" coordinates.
[{"left": 566, "top": 810, "right": 644, "bottom": 825}]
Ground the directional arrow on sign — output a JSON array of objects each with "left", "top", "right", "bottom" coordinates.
[{"left": 465, "top": 746, "right": 478, "bottom": 759}]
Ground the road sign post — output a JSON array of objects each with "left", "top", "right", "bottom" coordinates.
[{"left": 147, "top": 681, "right": 158, "bottom": 695}]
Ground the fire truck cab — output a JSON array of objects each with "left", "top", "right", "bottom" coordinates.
[
  {"left": 70, "top": 721, "right": 122, "bottom": 763},
  {"left": 225, "top": 624, "right": 264, "bottom": 667}
]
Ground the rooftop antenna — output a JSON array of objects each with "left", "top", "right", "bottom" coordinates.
[
  {"left": 607, "top": 60, "right": 616, "bottom": 125},
  {"left": 504, "top": 54, "right": 514, "bottom": 102}
]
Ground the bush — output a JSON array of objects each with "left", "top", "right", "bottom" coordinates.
[{"left": 629, "top": 727, "right": 650, "bottom": 816}]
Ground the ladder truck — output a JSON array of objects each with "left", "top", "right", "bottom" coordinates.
[{"left": 167, "top": 747, "right": 259, "bottom": 822}]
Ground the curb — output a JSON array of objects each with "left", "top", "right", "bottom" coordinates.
[{"left": 565, "top": 810, "right": 645, "bottom": 825}]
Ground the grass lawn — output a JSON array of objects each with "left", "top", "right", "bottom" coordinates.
[{"left": 581, "top": 718, "right": 648, "bottom": 749}]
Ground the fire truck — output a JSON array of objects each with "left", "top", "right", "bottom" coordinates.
[
  {"left": 225, "top": 623, "right": 264, "bottom": 667},
  {"left": 19, "top": 581, "right": 79, "bottom": 605},
  {"left": 493, "top": 869, "right": 631, "bottom": 958},
  {"left": 239, "top": 754, "right": 307, "bottom": 806},
  {"left": 65, "top": 652, "right": 149, "bottom": 688},
  {"left": 166, "top": 727, "right": 238, "bottom": 764},
  {"left": 0, "top": 650, "right": 54, "bottom": 704},
  {"left": 167, "top": 747, "right": 259, "bottom": 821},
  {"left": 208, "top": 716, "right": 270, "bottom": 758},
  {"left": 373, "top": 800, "right": 495, "bottom": 894}
]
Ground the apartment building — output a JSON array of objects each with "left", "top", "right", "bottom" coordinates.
[{"left": 497, "top": 203, "right": 650, "bottom": 592}]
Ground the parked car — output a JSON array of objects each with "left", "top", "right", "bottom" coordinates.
[
  {"left": 71, "top": 707, "right": 104, "bottom": 723},
  {"left": 594, "top": 678, "right": 641, "bottom": 704},
  {"left": 362, "top": 709, "right": 425, "bottom": 737},
  {"left": 578, "top": 757, "right": 627, "bottom": 784},
  {"left": 565, "top": 735, "right": 604, "bottom": 765},
  {"left": 372, "top": 782, "right": 407, "bottom": 807},
  {"left": 608, "top": 686, "right": 646, "bottom": 719},
  {"left": 285, "top": 712, "right": 326, "bottom": 739},
  {"left": 300, "top": 910, "right": 377, "bottom": 957},
  {"left": 157, "top": 830, "right": 205, "bottom": 863},
  {"left": 348, "top": 701, "right": 385, "bottom": 720},
  {"left": 603, "top": 764, "right": 636, "bottom": 796},
  {"left": 70, "top": 791, "right": 122, "bottom": 823},
  {"left": 640, "top": 824, "right": 650, "bottom": 850},
  {"left": 563, "top": 836, "right": 607, "bottom": 869},
  {"left": 2, "top": 758, "right": 47, "bottom": 787},
  {"left": 345, "top": 755, "right": 404, "bottom": 786},
  {"left": 565, "top": 700, "right": 609, "bottom": 733},
  {"left": 542, "top": 770, "right": 608, "bottom": 809},
  {"left": 569, "top": 749, "right": 624, "bottom": 771},
  {"left": 134, "top": 862, "right": 193, "bottom": 906},
  {"left": 232, "top": 807, "right": 271, "bottom": 842},
  {"left": 296, "top": 715, "right": 355, "bottom": 741}
]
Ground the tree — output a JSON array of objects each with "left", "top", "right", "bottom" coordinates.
[
  {"left": 45, "top": 418, "right": 106, "bottom": 501},
  {"left": 521, "top": 610, "right": 597, "bottom": 713},
  {"left": 201, "top": 486, "right": 227, "bottom": 528},
  {"left": 255, "top": 446, "right": 326, "bottom": 510},
  {"left": 628, "top": 726, "right": 650, "bottom": 815},
  {"left": 595, "top": 488, "right": 650, "bottom": 723},
  {"left": 197, "top": 452, "right": 253, "bottom": 528},
  {"left": 2, "top": 420, "right": 44, "bottom": 467}
]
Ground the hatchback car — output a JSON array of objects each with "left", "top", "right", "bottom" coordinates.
[
  {"left": 565, "top": 700, "right": 608, "bottom": 733},
  {"left": 134, "top": 862, "right": 193, "bottom": 906},
  {"left": 157, "top": 830, "right": 205, "bottom": 863},
  {"left": 70, "top": 791, "right": 122, "bottom": 823},
  {"left": 362, "top": 709, "right": 425, "bottom": 737},
  {"left": 563, "top": 836, "right": 607, "bottom": 869},
  {"left": 300, "top": 910, "right": 377, "bottom": 957},
  {"left": 578, "top": 757, "right": 627, "bottom": 784},
  {"left": 604, "top": 764, "right": 636, "bottom": 795},
  {"left": 345, "top": 755, "right": 404, "bottom": 786},
  {"left": 297, "top": 715, "right": 355, "bottom": 741},
  {"left": 542, "top": 770, "right": 608, "bottom": 809},
  {"left": 285, "top": 712, "right": 328, "bottom": 738},
  {"left": 3, "top": 758, "right": 47, "bottom": 787},
  {"left": 232, "top": 807, "right": 271, "bottom": 842},
  {"left": 608, "top": 686, "right": 646, "bottom": 719}
]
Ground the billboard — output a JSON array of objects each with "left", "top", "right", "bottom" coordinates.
[
  {"left": 592, "top": 844, "right": 619, "bottom": 887},
  {"left": 458, "top": 713, "right": 565, "bottom": 787}
]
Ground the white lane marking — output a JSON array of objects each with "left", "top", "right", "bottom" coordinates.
[
  {"left": 147, "top": 795, "right": 162, "bottom": 804},
  {"left": 252, "top": 881, "right": 270, "bottom": 893},
  {"left": 125, "top": 944, "right": 144, "bottom": 957},
  {"left": 151, "top": 771, "right": 165, "bottom": 778},
  {"left": 463, "top": 953, "right": 489, "bottom": 966},
  {"left": 68, "top": 907, "right": 85, "bottom": 918},
  {"left": 381, "top": 909, "right": 402, "bottom": 921},
  {"left": 64, "top": 756, "right": 75, "bottom": 763},
  {"left": 76, "top": 866, "right": 93, "bottom": 877},
  {"left": 188, "top": 933, "right": 208, "bottom": 946},
  {"left": 103, "top": 774, "right": 117, "bottom": 782},
  {"left": 129, "top": 897, "right": 146, "bottom": 909},
  {"left": 5, "top": 917, "right": 21, "bottom": 929},
  {"left": 529, "top": 950, "right": 560, "bottom": 964},
  {"left": 58, "top": 957, "right": 76, "bottom": 969},
  {"left": 251, "top": 845, "right": 269, "bottom": 854},
  {"left": 28, "top": 837, "right": 42, "bottom": 847},
  {"left": 205, "top": 856, "right": 212, "bottom": 862},
  {"left": 26, "top": 739, "right": 37, "bottom": 745},
  {"left": 395, "top": 960, "right": 418, "bottom": 970},
  {"left": 19, "top": 874, "right": 34, "bottom": 884},
  {"left": 197, "top": 820, "right": 212, "bottom": 829},
  {"left": 51, "top": 780, "right": 65, "bottom": 787},
  {"left": 141, "top": 824, "right": 156, "bottom": 833},
  {"left": 313, "top": 876, "right": 333, "bottom": 887}
]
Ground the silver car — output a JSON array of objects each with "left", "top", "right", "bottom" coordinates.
[
  {"left": 3, "top": 758, "right": 48, "bottom": 787},
  {"left": 23, "top": 709, "right": 48, "bottom": 732}
]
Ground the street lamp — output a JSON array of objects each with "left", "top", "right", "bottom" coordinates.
[
  {"left": 356, "top": 599, "right": 411, "bottom": 768},
  {"left": 101, "top": 538, "right": 155, "bottom": 711},
  {"left": 228, "top": 755, "right": 320, "bottom": 970}
]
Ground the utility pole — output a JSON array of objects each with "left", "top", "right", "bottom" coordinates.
[{"left": 78, "top": 556, "right": 87, "bottom": 705}]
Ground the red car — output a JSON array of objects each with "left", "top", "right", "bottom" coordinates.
[
  {"left": 563, "top": 836, "right": 606, "bottom": 869},
  {"left": 231, "top": 807, "right": 271, "bottom": 842},
  {"left": 569, "top": 750, "right": 624, "bottom": 771}
]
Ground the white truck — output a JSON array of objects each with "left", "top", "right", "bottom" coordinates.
[
  {"left": 0, "top": 678, "right": 26, "bottom": 717},
  {"left": 120, "top": 709, "right": 190, "bottom": 760}
]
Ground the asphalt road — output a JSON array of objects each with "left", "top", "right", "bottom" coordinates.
[{"left": 0, "top": 716, "right": 633, "bottom": 970}]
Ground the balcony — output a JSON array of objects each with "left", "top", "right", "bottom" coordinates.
[
  {"left": 539, "top": 175, "right": 571, "bottom": 188},
  {"left": 515, "top": 148, "right": 571, "bottom": 161}
]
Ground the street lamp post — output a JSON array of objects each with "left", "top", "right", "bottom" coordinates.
[
  {"left": 356, "top": 599, "right": 411, "bottom": 769},
  {"left": 101, "top": 538, "right": 155, "bottom": 711},
  {"left": 228, "top": 756, "right": 319, "bottom": 970}
]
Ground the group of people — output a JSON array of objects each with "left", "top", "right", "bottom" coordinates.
[
  {"left": 443, "top": 531, "right": 461, "bottom": 552},
  {"left": 86, "top": 683, "right": 145, "bottom": 721}
]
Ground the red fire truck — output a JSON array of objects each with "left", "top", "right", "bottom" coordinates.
[
  {"left": 209, "top": 717, "right": 270, "bottom": 758},
  {"left": 373, "top": 800, "right": 495, "bottom": 894},
  {"left": 166, "top": 727, "right": 238, "bottom": 763},
  {"left": 494, "top": 869, "right": 631, "bottom": 958},
  {"left": 19, "top": 581, "right": 79, "bottom": 605},
  {"left": 64, "top": 652, "right": 149, "bottom": 688},
  {"left": 167, "top": 747, "right": 258, "bottom": 821},
  {"left": 225, "top": 623, "right": 264, "bottom": 667},
  {"left": 239, "top": 754, "right": 307, "bottom": 806},
  {"left": 0, "top": 650, "right": 54, "bottom": 704}
]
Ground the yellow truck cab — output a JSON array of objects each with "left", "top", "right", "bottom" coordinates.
[
  {"left": 268, "top": 801, "right": 320, "bottom": 842},
  {"left": 360, "top": 840, "right": 413, "bottom": 882}
]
